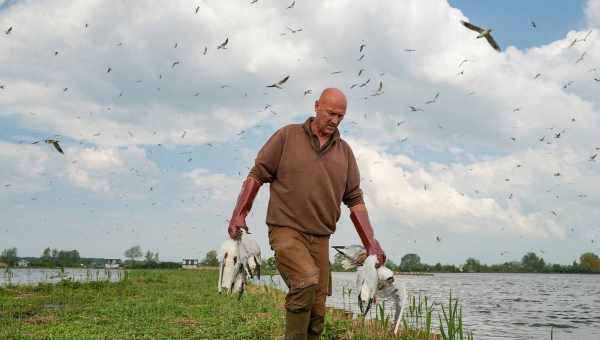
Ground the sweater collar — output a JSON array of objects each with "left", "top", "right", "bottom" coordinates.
[{"left": 302, "top": 116, "right": 340, "bottom": 155}]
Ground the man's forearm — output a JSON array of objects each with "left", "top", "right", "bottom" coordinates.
[
  {"left": 349, "top": 203, "right": 386, "bottom": 266},
  {"left": 350, "top": 203, "right": 367, "bottom": 213}
]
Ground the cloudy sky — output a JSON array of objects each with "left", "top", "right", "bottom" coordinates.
[{"left": 1, "top": 0, "right": 600, "bottom": 265}]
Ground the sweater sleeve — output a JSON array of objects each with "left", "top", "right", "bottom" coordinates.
[
  {"left": 342, "top": 145, "right": 365, "bottom": 208},
  {"left": 248, "top": 127, "right": 285, "bottom": 184}
]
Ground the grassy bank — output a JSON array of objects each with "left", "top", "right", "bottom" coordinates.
[{"left": 0, "top": 269, "right": 472, "bottom": 339}]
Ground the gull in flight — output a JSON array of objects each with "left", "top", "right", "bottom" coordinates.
[
  {"left": 576, "top": 52, "right": 586, "bottom": 64},
  {"left": 371, "top": 80, "right": 384, "bottom": 96},
  {"left": 266, "top": 75, "right": 290, "bottom": 89},
  {"left": 350, "top": 78, "right": 370, "bottom": 89},
  {"left": 32, "top": 139, "right": 64, "bottom": 155},
  {"left": 460, "top": 20, "right": 501, "bottom": 52},
  {"left": 286, "top": 0, "right": 295, "bottom": 9},
  {"left": 217, "top": 37, "right": 229, "bottom": 50},
  {"left": 5, "top": 26, "right": 12, "bottom": 35},
  {"left": 425, "top": 92, "right": 439, "bottom": 104}
]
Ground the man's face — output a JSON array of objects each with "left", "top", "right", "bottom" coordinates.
[{"left": 314, "top": 99, "right": 346, "bottom": 137}]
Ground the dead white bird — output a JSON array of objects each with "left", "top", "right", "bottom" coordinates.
[
  {"left": 239, "top": 230, "right": 262, "bottom": 279},
  {"left": 356, "top": 255, "right": 379, "bottom": 315},
  {"left": 333, "top": 245, "right": 407, "bottom": 332},
  {"left": 218, "top": 239, "right": 245, "bottom": 299}
]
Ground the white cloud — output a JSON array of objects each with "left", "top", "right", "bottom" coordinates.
[{"left": 1, "top": 0, "right": 599, "bottom": 263}]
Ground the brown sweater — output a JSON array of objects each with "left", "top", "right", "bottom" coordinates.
[{"left": 248, "top": 116, "right": 364, "bottom": 236}]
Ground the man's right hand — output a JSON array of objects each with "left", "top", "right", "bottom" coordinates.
[{"left": 228, "top": 216, "right": 248, "bottom": 240}]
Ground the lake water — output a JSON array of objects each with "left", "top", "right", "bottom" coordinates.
[
  {"left": 0, "top": 268, "right": 125, "bottom": 286},
  {"left": 260, "top": 272, "right": 600, "bottom": 340}
]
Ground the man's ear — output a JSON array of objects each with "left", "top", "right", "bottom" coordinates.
[{"left": 314, "top": 100, "right": 319, "bottom": 112}]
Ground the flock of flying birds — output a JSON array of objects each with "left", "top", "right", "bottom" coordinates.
[{"left": 2, "top": 4, "right": 599, "bottom": 257}]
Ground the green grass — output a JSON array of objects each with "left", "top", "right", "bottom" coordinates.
[
  {"left": 1, "top": 269, "right": 286, "bottom": 339},
  {"left": 0, "top": 269, "right": 474, "bottom": 339}
]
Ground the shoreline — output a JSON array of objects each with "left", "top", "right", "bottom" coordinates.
[{"left": 0, "top": 269, "right": 463, "bottom": 339}]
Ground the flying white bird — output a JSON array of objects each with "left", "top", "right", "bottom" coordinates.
[
  {"left": 32, "top": 139, "right": 64, "bottom": 155},
  {"left": 266, "top": 75, "right": 290, "bottom": 89},
  {"left": 460, "top": 20, "right": 501, "bottom": 52}
]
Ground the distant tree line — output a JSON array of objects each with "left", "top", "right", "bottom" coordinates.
[
  {"left": 0, "top": 246, "right": 181, "bottom": 269},
  {"left": 379, "top": 252, "right": 600, "bottom": 274},
  {"left": 7, "top": 246, "right": 598, "bottom": 273},
  {"left": 122, "top": 245, "right": 180, "bottom": 269}
]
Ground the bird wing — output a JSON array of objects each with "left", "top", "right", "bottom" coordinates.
[
  {"left": 393, "top": 283, "right": 408, "bottom": 335},
  {"left": 484, "top": 34, "right": 501, "bottom": 52},
  {"left": 332, "top": 245, "right": 366, "bottom": 269},
  {"left": 277, "top": 75, "right": 290, "bottom": 85},
  {"left": 218, "top": 256, "right": 225, "bottom": 292},
  {"left": 359, "top": 256, "right": 378, "bottom": 314},
  {"left": 377, "top": 81, "right": 383, "bottom": 92},
  {"left": 52, "top": 142, "right": 64, "bottom": 154},
  {"left": 254, "top": 255, "right": 261, "bottom": 279},
  {"left": 460, "top": 20, "right": 484, "bottom": 33}
]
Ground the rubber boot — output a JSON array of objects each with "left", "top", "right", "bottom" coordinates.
[
  {"left": 307, "top": 314, "right": 325, "bottom": 339},
  {"left": 285, "top": 285, "right": 317, "bottom": 340}
]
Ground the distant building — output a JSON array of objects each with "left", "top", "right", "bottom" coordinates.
[
  {"left": 105, "top": 259, "right": 121, "bottom": 269},
  {"left": 182, "top": 259, "right": 199, "bottom": 269},
  {"left": 17, "top": 259, "right": 29, "bottom": 267}
]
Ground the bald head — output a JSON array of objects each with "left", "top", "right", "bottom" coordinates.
[
  {"left": 318, "top": 88, "right": 347, "bottom": 110},
  {"left": 312, "top": 88, "right": 347, "bottom": 138}
]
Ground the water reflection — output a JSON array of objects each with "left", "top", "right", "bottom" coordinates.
[
  {"left": 0, "top": 268, "right": 125, "bottom": 286},
  {"left": 259, "top": 272, "right": 600, "bottom": 340}
]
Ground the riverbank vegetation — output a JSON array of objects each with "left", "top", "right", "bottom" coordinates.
[
  {"left": 1, "top": 269, "right": 476, "bottom": 339},
  {"left": 4, "top": 245, "right": 598, "bottom": 274},
  {"left": 331, "top": 251, "right": 600, "bottom": 274}
]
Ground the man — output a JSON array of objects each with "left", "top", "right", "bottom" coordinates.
[{"left": 227, "top": 88, "right": 386, "bottom": 339}]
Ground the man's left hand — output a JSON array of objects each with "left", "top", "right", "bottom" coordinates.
[{"left": 367, "top": 239, "right": 386, "bottom": 267}]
